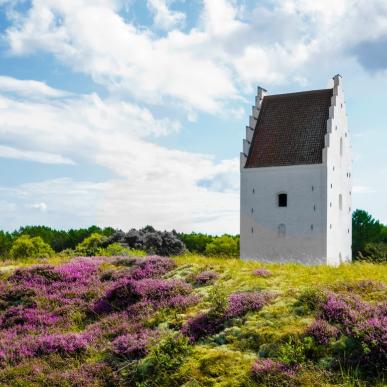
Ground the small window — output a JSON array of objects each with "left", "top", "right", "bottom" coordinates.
[
  {"left": 278, "top": 193, "right": 287, "bottom": 207},
  {"left": 310, "top": 224, "right": 314, "bottom": 231},
  {"left": 311, "top": 186, "right": 314, "bottom": 191},
  {"left": 339, "top": 194, "right": 343, "bottom": 210},
  {"left": 313, "top": 204, "right": 316, "bottom": 211},
  {"left": 252, "top": 188, "right": 255, "bottom": 194},
  {"left": 251, "top": 208, "right": 254, "bottom": 214},
  {"left": 340, "top": 137, "right": 343, "bottom": 156},
  {"left": 251, "top": 227, "right": 254, "bottom": 234}
]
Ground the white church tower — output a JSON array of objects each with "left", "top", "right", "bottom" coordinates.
[{"left": 240, "top": 75, "right": 352, "bottom": 265}]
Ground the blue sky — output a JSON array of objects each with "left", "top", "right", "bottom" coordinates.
[{"left": 0, "top": 0, "right": 386, "bottom": 234}]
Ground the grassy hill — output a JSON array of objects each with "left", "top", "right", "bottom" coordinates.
[{"left": 0, "top": 254, "right": 385, "bottom": 386}]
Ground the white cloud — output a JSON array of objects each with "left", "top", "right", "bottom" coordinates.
[
  {"left": 0, "top": 145, "right": 75, "bottom": 164},
  {"left": 29, "top": 202, "right": 48, "bottom": 212},
  {"left": 147, "top": 0, "right": 185, "bottom": 30},
  {"left": 5, "top": 0, "right": 387, "bottom": 112},
  {"left": 0, "top": 76, "right": 69, "bottom": 99},
  {"left": 0, "top": 77, "right": 239, "bottom": 233}
]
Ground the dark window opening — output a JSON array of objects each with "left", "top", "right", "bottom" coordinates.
[{"left": 278, "top": 193, "right": 287, "bottom": 207}]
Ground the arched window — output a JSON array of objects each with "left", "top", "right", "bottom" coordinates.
[
  {"left": 278, "top": 193, "right": 287, "bottom": 207},
  {"left": 278, "top": 224, "right": 286, "bottom": 238},
  {"left": 340, "top": 137, "right": 343, "bottom": 156}
]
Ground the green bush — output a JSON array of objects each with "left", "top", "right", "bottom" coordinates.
[
  {"left": 9, "top": 235, "right": 54, "bottom": 260},
  {"left": 357, "top": 242, "right": 387, "bottom": 263},
  {"left": 205, "top": 235, "right": 239, "bottom": 257},
  {"left": 96, "top": 243, "right": 146, "bottom": 257},
  {"left": 130, "top": 333, "right": 192, "bottom": 386},
  {"left": 75, "top": 233, "right": 107, "bottom": 256}
]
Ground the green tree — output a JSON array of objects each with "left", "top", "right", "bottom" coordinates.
[
  {"left": 0, "top": 231, "right": 13, "bottom": 259},
  {"left": 9, "top": 235, "right": 54, "bottom": 260},
  {"left": 75, "top": 233, "right": 107, "bottom": 256},
  {"left": 352, "top": 209, "right": 383, "bottom": 258},
  {"left": 178, "top": 232, "right": 214, "bottom": 254},
  {"left": 205, "top": 235, "right": 240, "bottom": 257}
]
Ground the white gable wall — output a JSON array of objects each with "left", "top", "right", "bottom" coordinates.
[
  {"left": 323, "top": 75, "right": 352, "bottom": 265},
  {"left": 240, "top": 164, "right": 327, "bottom": 264},
  {"left": 240, "top": 75, "right": 352, "bottom": 265}
]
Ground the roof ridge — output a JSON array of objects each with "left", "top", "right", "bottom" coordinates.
[{"left": 264, "top": 88, "right": 332, "bottom": 99}]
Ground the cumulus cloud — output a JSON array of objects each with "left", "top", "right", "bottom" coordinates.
[
  {"left": 0, "top": 78, "right": 239, "bottom": 233},
  {"left": 0, "top": 145, "right": 75, "bottom": 164},
  {"left": 147, "top": 0, "right": 185, "bottom": 30}
]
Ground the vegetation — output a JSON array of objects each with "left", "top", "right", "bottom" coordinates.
[
  {"left": 0, "top": 254, "right": 385, "bottom": 386},
  {"left": 9, "top": 235, "right": 54, "bottom": 260}
]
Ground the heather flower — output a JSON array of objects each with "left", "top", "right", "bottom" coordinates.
[
  {"left": 194, "top": 271, "right": 219, "bottom": 286},
  {"left": 111, "top": 330, "right": 156, "bottom": 359},
  {"left": 253, "top": 268, "right": 272, "bottom": 277},
  {"left": 305, "top": 319, "right": 339, "bottom": 345},
  {"left": 226, "top": 291, "right": 272, "bottom": 319},
  {"left": 181, "top": 313, "right": 224, "bottom": 342},
  {"left": 0, "top": 306, "right": 59, "bottom": 329},
  {"left": 94, "top": 278, "right": 193, "bottom": 314},
  {"left": 9, "top": 266, "right": 62, "bottom": 285},
  {"left": 129, "top": 256, "right": 176, "bottom": 280},
  {"left": 34, "top": 332, "right": 92, "bottom": 356},
  {"left": 319, "top": 292, "right": 374, "bottom": 327},
  {"left": 251, "top": 359, "right": 296, "bottom": 382}
]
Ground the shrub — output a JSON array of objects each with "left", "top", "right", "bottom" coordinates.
[
  {"left": 9, "top": 235, "right": 54, "bottom": 260},
  {"left": 253, "top": 268, "right": 272, "bottom": 277},
  {"left": 130, "top": 256, "right": 176, "bottom": 280},
  {"left": 111, "top": 330, "right": 156, "bottom": 359},
  {"left": 357, "top": 242, "right": 387, "bottom": 263},
  {"left": 305, "top": 319, "right": 339, "bottom": 345},
  {"left": 205, "top": 235, "right": 239, "bottom": 257},
  {"left": 130, "top": 333, "right": 192, "bottom": 386},
  {"left": 226, "top": 292, "right": 272, "bottom": 319},
  {"left": 109, "top": 228, "right": 186, "bottom": 256},
  {"left": 194, "top": 270, "right": 219, "bottom": 286},
  {"left": 251, "top": 359, "right": 296, "bottom": 384},
  {"left": 96, "top": 243, "right": 146, "bottom": 257},
  {"left": 75, "top": 233, "right": 107, "bottom": 256},
  {"left": 182, "top": 290, "right": 272, "bottom": 342}
]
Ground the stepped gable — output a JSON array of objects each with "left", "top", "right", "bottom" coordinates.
[{"left": 245, "top": 88, "right": 333, "bottom": 168}]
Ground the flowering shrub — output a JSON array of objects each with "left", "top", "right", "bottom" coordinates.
[
  {"left": 304, "top": 291, "right": 387, "bottom": 369},
  {"left": 129, "top": 256, "right": 176, "bottom": 280},
  {"left": 194, "top": 270, "right": 219, "bottom": 286},
  {"left": 251, "top": 359, "right": 296, "bottom": 383},
  {"left": 34, "top": 332, "right": 91, "bottom": 356},
  {"left": 94, "top": 277, "right": 195, "bottom": 314},
  {"left": 226, "top": 292, "right": 272, "bottom": 319},
  {"left": 0, "top": 306, "right": 59, "bottom": 329},
  {"left": 111, "top": 330, "right": 156, "bottom": 359},
  {"left": 305, "top": 319, "right": 339, "bottom": 345},
  {"left": 253, "top": 268, "right": 272, "bottom": 277},
  {"left": 182, "top": 291, "right": 272, "bottom": 342}
]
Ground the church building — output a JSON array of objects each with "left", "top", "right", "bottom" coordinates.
[{"left": 240, "top": 75, "right": 352, "bottom": 265}]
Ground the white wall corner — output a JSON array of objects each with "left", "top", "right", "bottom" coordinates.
[
  {"left": 246, "top": 126, "right": 254, "bottom": 142},
  {"left": 249, "top": 115, "right": 257, "bottom": 128},
  {"left": 240, "top": 152, "right": 247, "bottom": 169},
  {"left": 255, "top": 86, "right": 268, "bottom": 106},
  {"left": 252, "top": 106, "right": 259, "bottom": 119},
  {"left": 243, "top": 139, "right": 250, "bottom": 155}
]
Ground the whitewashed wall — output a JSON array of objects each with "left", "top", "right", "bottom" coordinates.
[
  {"left": 240, "top": 75, "right": 352, "bottom": 266},
  {"left": 240, "top": 164, "right": 327, "bottom": 264},
  {"left": 323, "top": 75, "right": 352, "bottom": 265}
]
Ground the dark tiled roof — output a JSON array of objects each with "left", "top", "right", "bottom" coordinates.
[{"left": 245, "top": 88, "right": 333, "bottom": 168}]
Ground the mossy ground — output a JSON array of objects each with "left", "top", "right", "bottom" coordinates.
[{"left": 0, "top": 254, "right": 385, "bottom": 386}]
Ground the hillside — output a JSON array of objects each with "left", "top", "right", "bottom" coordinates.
[{"left": 0, "top": 255, "right": 385, "bottom": 386}]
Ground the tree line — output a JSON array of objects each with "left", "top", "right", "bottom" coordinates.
[{"left": 0, "top": 209, "right": 385, "bottom": 262}]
